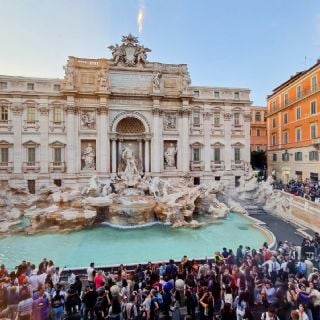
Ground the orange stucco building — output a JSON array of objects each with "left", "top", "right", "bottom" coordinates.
[
  {"left": 250, "top": 106, "right": 267, "bottom": 152},
  {"left": 266, "top": 59, "right": 320, "bottom": 182}
]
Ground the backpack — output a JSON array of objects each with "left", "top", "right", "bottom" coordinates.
[
  {"left": 95, "top": 296, "right": 105, "bottom": 312},
  {"left": 52, "top": 292, "right": 64, "bottom": 308}
]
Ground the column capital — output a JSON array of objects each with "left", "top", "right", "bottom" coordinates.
[
  {"left": 152, "top": 107, "right": 161, "bottom": 116},
  {"left": 11, "top": 103, "right": 23, "bottom": 115},
  {"left": 203, "top": 112, "right": 211, "bottom": 121},
  {"left": 224, "top": 112, "right": 232, "bottom": 121},
  {"left": 66, "top": 105, "right": 78, "bottom": 114},
  {"left": 38, "top": 104, "right": 49, "bottom": 116},
  {"left": 97, "top": 106, "right": 108, "bottom": 115},
  {"left": 179, "top": 108, "right": 191, "bottom": 116}
]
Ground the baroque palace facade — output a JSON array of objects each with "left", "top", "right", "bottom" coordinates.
[
  {"left": 267, "top": 59, "right": 320, "bottom": 182},
  {"left": 0, "top": 35, "right": 251, "bottom": 193}
]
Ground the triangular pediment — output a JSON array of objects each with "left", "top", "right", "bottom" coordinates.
[
  {"left": 231, "top": 142, "right": 245, "bottom": 148},
  {"left": 190, "top": 141, "right": 204, "bottom": 147},
  {"left": 0, "top": 140, "right": 13, "bottom": 146},
  {"left": 49, "top": 140, "right": 66, "bottom": 147},
  {"left": 211, "top": 142, "right": 225, "bottom": 147},
  {"left": 22, "top": 140, "right": 40, "bottom": 146}
]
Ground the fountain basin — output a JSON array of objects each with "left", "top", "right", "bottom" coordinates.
[{"left": 0, "top": 213, "right": 272, "bottom": 270}]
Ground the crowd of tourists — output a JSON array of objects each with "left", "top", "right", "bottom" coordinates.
[
  {"left": 1, "top": 234, "right": 320, "bottom": 320},
  {"left": 272, "top": 178, "right": 320, "bottom": 202}
]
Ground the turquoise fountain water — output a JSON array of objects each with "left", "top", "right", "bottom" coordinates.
[{"left": 0, "top": 213, "right": 268, "bottom": 269}]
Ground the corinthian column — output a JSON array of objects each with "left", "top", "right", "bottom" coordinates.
[
  {"left": 38, "top": 103, "right": 49, "bottom": 174},
  {"left": 111, "top": 139, "right": 117, "bottom": 173},
  {"left": 203, "top": 111, "right": 211, "bottom": 172},
  {"left": 181, "top": 104, "right": 190, "bottom": 172},
  {"left": 223, "top": 112, "right": 232, "bottom": 171},
  {"left": 66, "top": 98, "right": 77, "bottom": 174},
  {"left": 97, "top": 102, "right": 109, "bottom": 173},
  {"left": 144, "top": 139, "right": 150, "bottom": 172},
  {"left": 151, "top": 102, "right": 162, "bottom": 173}
]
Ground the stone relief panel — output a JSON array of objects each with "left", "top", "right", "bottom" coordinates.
[
  {"left": 163, "top": 140, "right": 177, "bottom": 169},
  {"left": 81, "top": 140, "right": 96, "bottom": 170},
  {"left": 80, "top": 110, "right": 96, "bottom": 130},
  {"left": 163, "top": 114, "right": 177, "bottom": 130},
  {"left": 152, "top": 72, "right": 161, "bottom": 90},
  {"left": 98, "top": 68, "right": 108, "bottom": 90}
]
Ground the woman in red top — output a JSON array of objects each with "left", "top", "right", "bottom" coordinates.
[{"left": 94, "top": 270, "right": 105, "bottom": 289}]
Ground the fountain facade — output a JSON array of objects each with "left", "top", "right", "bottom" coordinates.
[{"left": 0, "top": 34, "right": 252, "bottom": 196}]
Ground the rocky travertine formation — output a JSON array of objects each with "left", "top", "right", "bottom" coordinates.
[{"left": 0, "top": 176, "right": 233, "bottom": 234}]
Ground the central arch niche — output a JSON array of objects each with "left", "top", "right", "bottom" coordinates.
[
  {"left": 110, "top": 116, "right": 150, "bottom": 174},
  {"left": 116, "top": 117, "right": 145, "bottom": 134}
]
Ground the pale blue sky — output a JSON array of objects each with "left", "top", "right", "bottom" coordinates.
[{"left": 0, "top": 0, "right": 319, "bottom": 105}]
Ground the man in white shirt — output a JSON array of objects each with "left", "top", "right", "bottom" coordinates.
[
  {"left": 28, "top": 264, "right": 39, "bottom": 293},
  {"left": 87, "top": 262, "right": 95, "bottom": 286},
  {"left": 52, "top": 267, "right": 60, "bottom": 286}
]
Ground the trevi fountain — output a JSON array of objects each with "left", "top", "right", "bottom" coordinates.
[{"left": 0, "top": 146, "right": 278, "bottom": 268}]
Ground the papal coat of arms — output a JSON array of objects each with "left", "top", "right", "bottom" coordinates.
[{"left": 108, "top": 33, "right": 151, "bottom": 67}]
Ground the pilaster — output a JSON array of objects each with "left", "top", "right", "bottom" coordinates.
[
  {"left": 38, "top": 102, "right": 49, "bottom": 174},
  {"left": 151, "top": 100, "right": 162, "bottom": 173},
  {"left": 97, "top": 99, "right": 109, "bottom": 173},
  {"left": 66, "top": 97, "right": 77, "bottom": 174},
  {"left": 223, "top": 112, "right": 232, "bottom": 171},
  {"left": 11, "top": 101, "right": 23, "bottom": 174},
  {"left": 203, "top": 111, "right": 212, "bottom": 172},
  {"left": 181, "top": 100, "right": 190, "bottom": 172}
]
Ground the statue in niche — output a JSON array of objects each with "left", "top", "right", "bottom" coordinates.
[
  {"left": 122, "top": 143, "right": 140, "bottom": 177},
  {"left": 82, "top": 143, "right": 96, "bottom": 169},
  {"left": 63, "top": 65, "right": 74, "bottom": 87},
  {"left": 81, "top": 111, "right": 96, "bottom": 129},
  {"left": 152, "top": 72, "right": 161, "bottom": 90},
  {"left": 98, "top": 68, "right": 108, "bottom": 89},
  {"left": 164, "top": 143, "right": 177, "bottom": 167},
  {"left": 164, "top": 114, "right": 176, "bottom": 129}
]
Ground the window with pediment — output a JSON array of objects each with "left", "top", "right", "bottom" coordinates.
[
  {"left": 192, "top": 111, "right": 201, "bottom": 127},
  {"left": 53, "top": 105, "right": 63, "bottom": 123},
  {"left": 27, "top": 105, "right": 36, "bottom": 122},
  {"left": 213, "top": 112, "right": 220, "bottom": 126}
]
